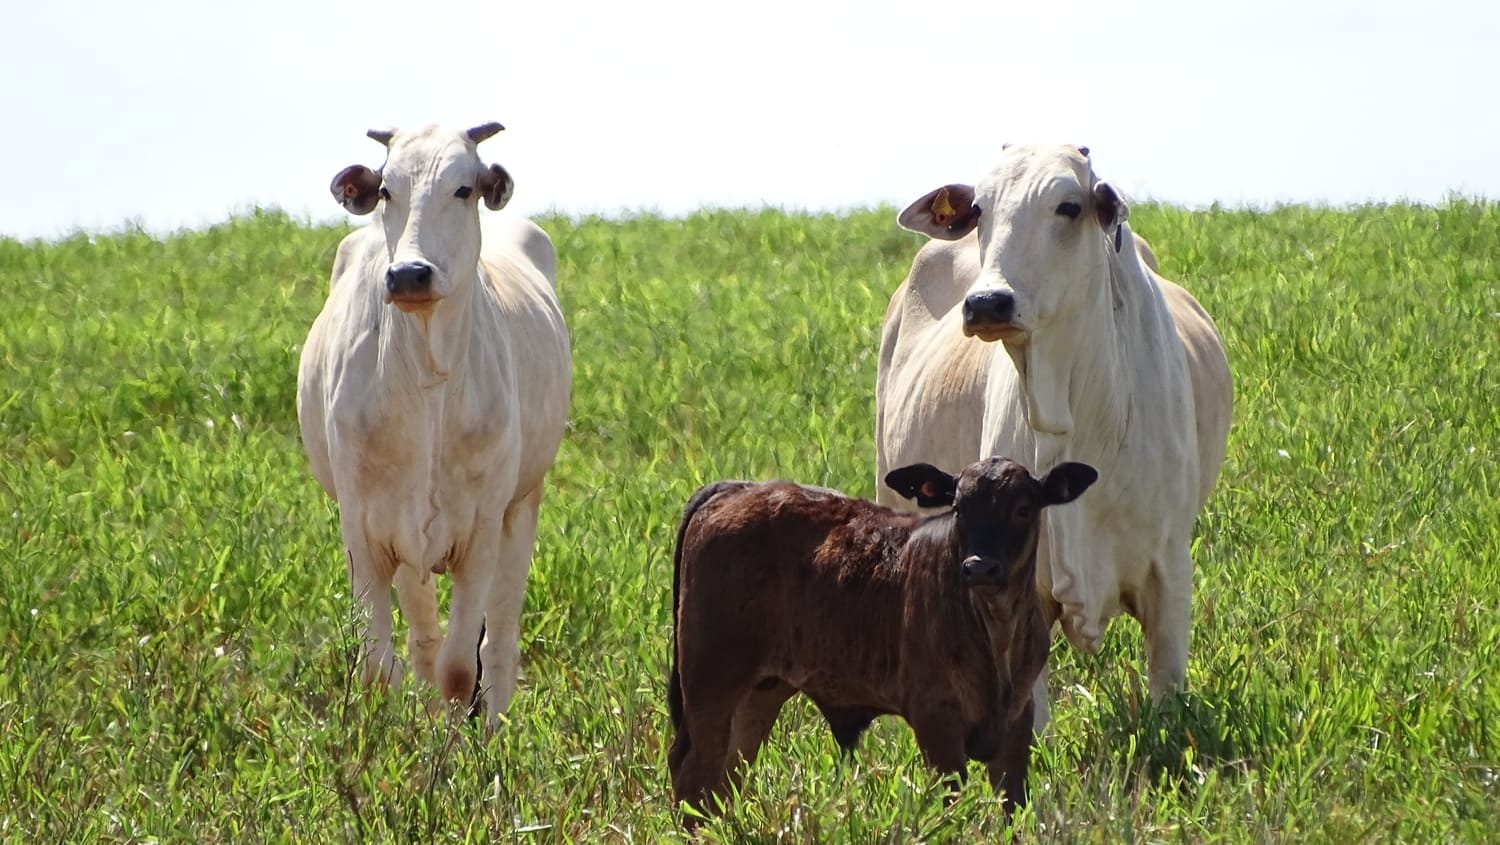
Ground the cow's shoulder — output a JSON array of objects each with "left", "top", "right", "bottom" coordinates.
[
  {"left": 900, "top": 231, "right": 981, "bottom": 327},
  {"left": 481, "top": 214, "right": 557, "bottom": 289},
  {"left": 328, "top": 224, "right": 384, "bottom": 294}
]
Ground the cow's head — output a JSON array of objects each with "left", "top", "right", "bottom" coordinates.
[
  {"left": 886, "top": 457, "right": 1096, "bottom": 589},
  {"left": 329, "top": 123, "right": 514, "bottom": 314},
  {"left": 898, "top": 144, "right": 1127, "bottom": 344}
]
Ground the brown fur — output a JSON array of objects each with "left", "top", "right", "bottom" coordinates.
[{"left": 667, "top": 458, "right": 1093, "bottom": 823}]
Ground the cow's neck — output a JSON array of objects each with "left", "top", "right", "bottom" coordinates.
[
  {"left": 1012, "top": 234, "right": 1143, "bottom": 470},
  {"left": 378, "top": 268, "right": 481, "bottom": 393}
]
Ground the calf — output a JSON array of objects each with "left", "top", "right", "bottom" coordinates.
[{"left": 667, "top": 456, "right": 1097, "bottom": 820}]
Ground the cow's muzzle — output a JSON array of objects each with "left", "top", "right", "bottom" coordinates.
[
  {"left": 962, "top": 290, "right": 1025, "bottom": 343},
  {"left": 960, "top": 555, "right": 1007, "bottom": 588},
  {"left": 385, "top": 260, "right": 440, "bottom": 313}
]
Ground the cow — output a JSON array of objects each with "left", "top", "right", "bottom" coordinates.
[
  {"left": 667, "top": 456, "right": 1098, "bottom": 822},
  {"left": 875, "top": 144, "right": 1233, "bottom": 727},
  {"left": 297, "top": 123, "right": 571, "bottom": 724}
]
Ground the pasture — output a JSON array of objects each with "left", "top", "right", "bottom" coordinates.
[{"left": 1, "top": 202, "right": 1497, "bottom": 842}]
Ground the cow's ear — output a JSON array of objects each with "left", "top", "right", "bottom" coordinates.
[
  {"left": 331, "top": 165, "right": 382, "bottom": 215},
  {"left": 885, "top": 463, "right": 958, "bottom": 508},
  {"left": 898, "top": 184, "right": 980, "bottom": 240},
  {"left": 1040, "top": 462, "right": 1098, "bottom": 506},
  {"left": 1092, "top": 181, "right": 1129, "bottom": 252},
  {"left": 478, "top": 163, "right": 514, "bottom": 211}
]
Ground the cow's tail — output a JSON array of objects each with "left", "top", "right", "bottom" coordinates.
[{"left": 668, "top": 481, "right": 752, "bottom": 737}]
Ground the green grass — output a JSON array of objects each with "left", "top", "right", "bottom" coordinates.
[{"left": 1, "top": 201, "right": 1497, "bottom": 842}]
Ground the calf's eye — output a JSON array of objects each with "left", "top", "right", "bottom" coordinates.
[
  {"left": 454, "top": 186, "right": 474, "bottom": 199},
  {"left": 1055, "top": 201, "right": 1081, "bottom": 219}
]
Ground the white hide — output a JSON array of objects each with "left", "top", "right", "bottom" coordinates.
[
  {"left": 298, "top": 125, "right": 571, "bottom": 724},
  {"left": 876, "top": 145, "right": 1232, "bottom": 717}
]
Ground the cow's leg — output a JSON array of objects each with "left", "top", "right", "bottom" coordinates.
[
  {"left": 478, "top": 486, "right": 543, "bottom": 723},
  {"left": 1138, "top": 543, "right": 1192, "bottom": 700},
  {"left": 1030, "top": 594, "right": 1063, "bottom": 732},
  {"left": 874, "top": 409, "right": 896, "bottom": 508},
  {"left": 343, "top": 522, "right": 398, "bottom": 688},
  {"left": 726, "top": 681, "right": 794, "bottom": 784},
  {"left": 1029, "top": 665, "right": 1052, "bottom": 733},
  {"left": 436, "top": 520, "right": 500, "bottom": 710},
  {"left": 393, "top": 563, "right": 441, "bottom": 689},
  {"left": 985, "top": 704, "right": 1036, "bottom": 814}
]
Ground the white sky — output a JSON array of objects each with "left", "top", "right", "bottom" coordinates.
[{"left": 3, "top": 0, "right": 1496, "bottom": 241}]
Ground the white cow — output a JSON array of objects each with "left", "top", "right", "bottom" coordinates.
[
  {"left": 876, "top": 144, "right": 1232, "bottom": 723},
  {"left": 297, "top": 123, "right": 571, "bottom": 723}
]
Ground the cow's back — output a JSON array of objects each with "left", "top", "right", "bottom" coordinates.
[
  {"left": 876, "top": 233, "right": 990, "bottom": 507},
  {"left": 297, "top": 225, "right": 388, "bottom": 499},
  {"left": 477, "top": 219, "right": 571, "bottom": 497},
  {"left": 1158, "top": 278, "right": 1232, "bottom": 508},
  {"left": 483, "top": 214, "right": 557, "bottom": 288}
]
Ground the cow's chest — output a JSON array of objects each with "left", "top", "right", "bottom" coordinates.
[{"left": 333, "top": 384, "right": 521, "bottom": 570}]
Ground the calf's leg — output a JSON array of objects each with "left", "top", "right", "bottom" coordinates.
[
  {"left": 726, "top": 681, "right": 794, "bottom": 783},
  {"left": 670, "top": 689, "right": 742, "bottom": 823},
  {"left": 985, "top": 703, "right": 1036, "bottom": 813},
  {"left": 907, "top": 701, "right": 970, "bottom": 792}
]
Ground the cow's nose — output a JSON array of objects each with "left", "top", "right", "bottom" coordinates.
[
  {"left": 386, "top": 261, "right": 434, "bottom": 295},
  {"left": 963, "top": 290, "right": 1016, "bottom": 328}
]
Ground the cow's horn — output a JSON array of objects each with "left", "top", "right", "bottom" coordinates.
[
  {"left": 467, "top": 122, "right": 505, "bottom": 143},
  {"left": 367, "top": 128, "right": 395, "bottom": 147}
]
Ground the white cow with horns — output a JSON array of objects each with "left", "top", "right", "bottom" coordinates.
[
  {"left": 875, "top": 144, "right": 1232, "bottom": 724},
  {"left": 297, "top": 123, "right": 571, "bottom": 723}
]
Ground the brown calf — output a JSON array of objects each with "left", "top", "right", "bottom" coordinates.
[{"left": 666, "top": 456, "right": 1097, "bottom": 821}]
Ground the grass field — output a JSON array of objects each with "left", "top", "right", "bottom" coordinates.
[{"left": 1, "top": 201, "right": 1497, "bottom": 843}]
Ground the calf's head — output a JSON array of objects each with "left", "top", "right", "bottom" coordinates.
[
  {"left": 329, "top": 123, "right": 515, "bottom": 314},
  {"left": 886, "top": 457, "right": 1097, "bottom": 588},
  {"left": 897, "top": 144, "right": 1128, "bottom": 344}
]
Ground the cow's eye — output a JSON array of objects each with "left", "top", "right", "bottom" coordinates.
[
  {"left": 378, "top": 187, "right": 391, "bottom": 201},
  {"left": 1055, "top": 201, "right": 1082, "bottom": 219},
  {"left": 1015, "top": 504, "right": 1033, "bottom": 520},
  {"left": 454, "top": 186, "right": 473, "bottom": 200}
]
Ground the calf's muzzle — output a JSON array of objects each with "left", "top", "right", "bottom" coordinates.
[{"left": 960, "top": 554, "right": 1007, "bottom": 587}]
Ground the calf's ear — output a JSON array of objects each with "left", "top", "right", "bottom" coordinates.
[
  {"left": 331, "top": 164, "right": 382, "bottom": 215},
  {"left": 478, "top": 163, "right": 514, "bottom": 210},
  {"left": 1040, "top": 462, "right": 1098, "bottom": 506},
  {"left": 898, "top": 184, "right": 980, "bottom": 240},
  {"left": 885, "top": 463, "right": 958, "bottom": 508}
]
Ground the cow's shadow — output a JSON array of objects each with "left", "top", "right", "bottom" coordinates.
[{"left": 1058, "top": 651, "right": 1287, "bottom": 788}]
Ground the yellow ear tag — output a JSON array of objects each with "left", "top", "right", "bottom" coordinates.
[{"left": 931, "top": 188, "right": 958, "bottom": 225}]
